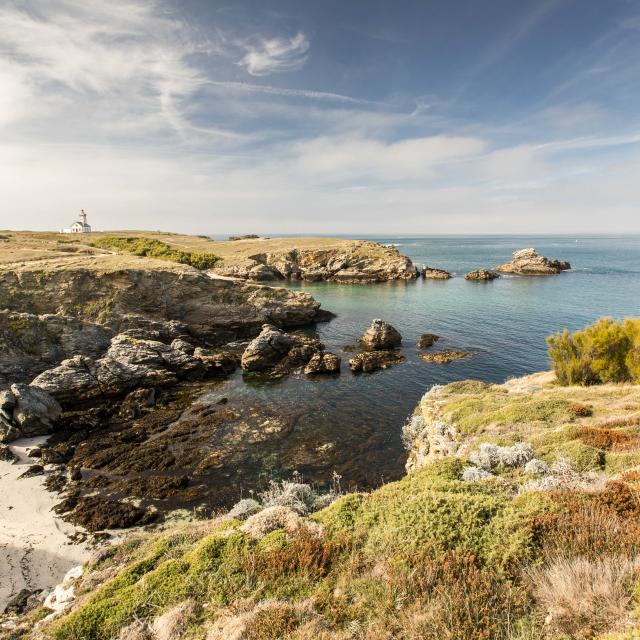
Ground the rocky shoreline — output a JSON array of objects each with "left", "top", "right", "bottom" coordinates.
[{"left": 211, "top": 239, "right": 418, "bottom": 283}]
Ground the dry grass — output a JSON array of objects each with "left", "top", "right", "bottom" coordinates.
[
  {"left": 0, "top": 230, "right": 365, "bottom": 270},
  {"left": 527, "top": 555, "right": 640, "bottom": 639}
]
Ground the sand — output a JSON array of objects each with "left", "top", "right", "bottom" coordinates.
[{"left": 0, "top": 437, "right": 90, "bottom": 611}]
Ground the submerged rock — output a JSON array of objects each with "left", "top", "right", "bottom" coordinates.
[
  {"left": 417, "top": 334, "right": 440, "bottom": 349},
  {"left": 496, "top": 248, "right": 571, "bottom": 275},
  {"left": 419, "top": 350, "right": 470, "bottom": 364},
  {"left": 359, "top": 319, "right": 402, "bottom": 350},
  {"left": 304, "top": 351, "right": 341, "bottom": 375},
  {"left": 349, "top": 351, "right": 405, "bottom": 373},
  {"left": 464, "top": 269, "right": 499, "bottom": 281},
  {"left": 421, "top": 265, "right": 451, "bottom": 279}
]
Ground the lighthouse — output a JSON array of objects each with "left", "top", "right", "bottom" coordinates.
[{"left": 62, "top": 209, "right": 92, "bottom": 233}]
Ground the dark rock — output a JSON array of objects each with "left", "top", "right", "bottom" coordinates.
[
  {"left": 66, "top": 496, "right": 158, "bottom": 531},
  {"left": 417, "top": 334, "right": 441, "bottom": 349},
  {"left": 349, "top": 351, "right": 405, "bottom": 373},
  {"left": 0, "top": 444, "right": 17, "bottom": 463},
  {"left": 464, "top": 269, "right": 499, "bottom": 281},
  {"left": 45, "top": 473, "right": 67, "bottom": 492},
  {"left": 28, "top": 447, "right": 42, "bottom": 458},
  {"left": 18, "top": 464, "right": 44, "bottom": 478},
  {"left": 4, "top": 588, "right": 42, "bottom": 614},
  {"left": 119, "top": 387, "right": 156, "bottom": 419},
  {"left": 69, "top": 466, "right": 82, "bottom": 481},
  {"left": 359, "top": 319, "right": 402, "bottom": 350},
  {"left": 41, "top": 443, "right": 75, "bottom": 464},
  {"left": 304, "top": 351, "right": 341, "bottom": 375}
]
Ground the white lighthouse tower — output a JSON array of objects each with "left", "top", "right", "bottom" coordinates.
[{"left": 63, "top": 209, "right": 92, "bottom": 233}]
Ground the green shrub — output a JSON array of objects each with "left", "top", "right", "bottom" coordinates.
[
  {"left": 548, "top": 317, "right": 640, "bottom": 385},
  {"left": 91, "top": 237, "right": 219, "bottom": 270}
]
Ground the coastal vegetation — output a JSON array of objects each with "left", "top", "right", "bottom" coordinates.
[
  {"left": 91, "top": 236, "right": 220, "bottom": 270},
  {"left": 548, "top": 317, "right": 640, "bottom": 385}
]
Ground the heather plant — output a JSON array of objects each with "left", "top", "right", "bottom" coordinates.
[
  {"left": 92, "top": 236, "right": 220, "bottom": 270},
  {"left": 547, "top": 317, "right": 640, "bottom": 385}
]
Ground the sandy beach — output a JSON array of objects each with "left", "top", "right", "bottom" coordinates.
[{"left": 0, "top": 437, "right": 90, "bottom": 611}]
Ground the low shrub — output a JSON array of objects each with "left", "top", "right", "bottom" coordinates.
[
  {"left": 527, "top": 555, "right": 640, "bottom": 639},
  {"left": 91, "top": 236, "right": 219, "bottom": 270},
  {"left": 548, "top": 317, "right": 640, "bottom": 385}
]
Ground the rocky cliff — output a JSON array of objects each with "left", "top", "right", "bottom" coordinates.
[
  {"left": 0, "top": 262, "right": 324, "bottom": 348},
  {"left": 211, "top": 240, "right": 418, "bottom": 283}
]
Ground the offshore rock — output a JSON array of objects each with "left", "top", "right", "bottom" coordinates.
[
  {"left": 417, "top": 334, "right": 440, "bottom": 349},
  {"left": 241, "top": 325, "right": 324, "bottom": 375},
  {"left": 241, "top": 325, "right": 294, "bottom": 372},
  {"left": 359, "top": 319, "right": 402, "bottom": 350},
  {"left": 495, "top": 248, "right": 571, "bottom": 275},
  {"left": 0, "top": 383, "right": 61, "bottom": 442},
  {"left": 421, "top": 265, "right": 451, "bottom": 279},
  {"left": 349, "top": 351, "right": 405, "bottom": 373},
  {"left": 304, "top": 351, "right": 341, "bottom": 375},
  {"left": 465, "top": 269, "right": 499, "bottom": 281}
]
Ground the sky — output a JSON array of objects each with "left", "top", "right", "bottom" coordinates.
[{"left": 1, "top": 0, "right": 640, "bottom": 235}]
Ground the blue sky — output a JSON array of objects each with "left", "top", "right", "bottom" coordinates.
[{"left": 1, "top": 0, "right": 639, "bottom": 234}]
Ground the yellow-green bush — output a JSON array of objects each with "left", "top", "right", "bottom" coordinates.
[
  {"left": 548, "top": 317, "right": 640, "bottom": 385},
  {"left": 91, "top": 236, "right": 219, "bottom": 270}
]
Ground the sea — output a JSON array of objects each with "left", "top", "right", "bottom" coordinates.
[{"left": 205, "top": 235, "right": 640, "bottom": 493}]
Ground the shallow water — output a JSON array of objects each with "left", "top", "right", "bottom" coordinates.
[{"left": 204, "top": 235, "right": 640, "bottom": 493}]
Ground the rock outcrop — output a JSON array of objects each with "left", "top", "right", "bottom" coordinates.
[
  {"left": 0, "top": 311, "right": 113, "bottom": 385},
  {"left": 0, "top": 265, "right": 326, "bottom": 347},
  {"left": 421, "top": 266, "right": 451, "bottom": 279},
  {"left": 495, "top": 248, "right": 571, "bottom": 275},
  {"left": 212, "top": 241, "right": 418, "bottom": 283},
  {"left": 304, "top": 352, "right": 341, "bottom": 375},
  {"left": 31, "top": 333, "right": 236, "bottom": 406},
  {"left": 359, "top": 319, "right": 402, "bottom": 350},
  {"left": 241, "top": 325, "right": 324, "bottom": 376},
  {"left": 464, "top": 269, "right": 499, "bottom": 281},
  {"left": 0, "top": 383, "right": 61, "bottom": 442}
]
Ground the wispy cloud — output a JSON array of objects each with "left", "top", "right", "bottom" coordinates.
[
  {"left": 206, "top": 80, "right": 370, "bottom": 104},
  {"left": 238, "top": 32, "right": 309, "bottom": 76},
  {"left": 0, "top": 0, "right": 212, "bottom": 136}
]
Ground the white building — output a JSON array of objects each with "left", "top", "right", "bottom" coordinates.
[{"left": 62, "top": 209, "right": 92, "bottom": 233}]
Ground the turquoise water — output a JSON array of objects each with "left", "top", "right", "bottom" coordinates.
[{"left": 211, "top": 236, "right": 640, "bottom": 493}]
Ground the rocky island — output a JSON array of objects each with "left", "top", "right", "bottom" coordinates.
[{"left": 496, "top": 247, "right": 571, "bottom": 275}]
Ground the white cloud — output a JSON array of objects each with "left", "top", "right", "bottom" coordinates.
[
  {"left": 0, "top": 0, "right": 213, "bottom": 136},
  {"left": 238, "top": 32, "right": 309, "bottom": 76},
  {"left": 292, "top": 135, "right": 487, "bottom": 183}
]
